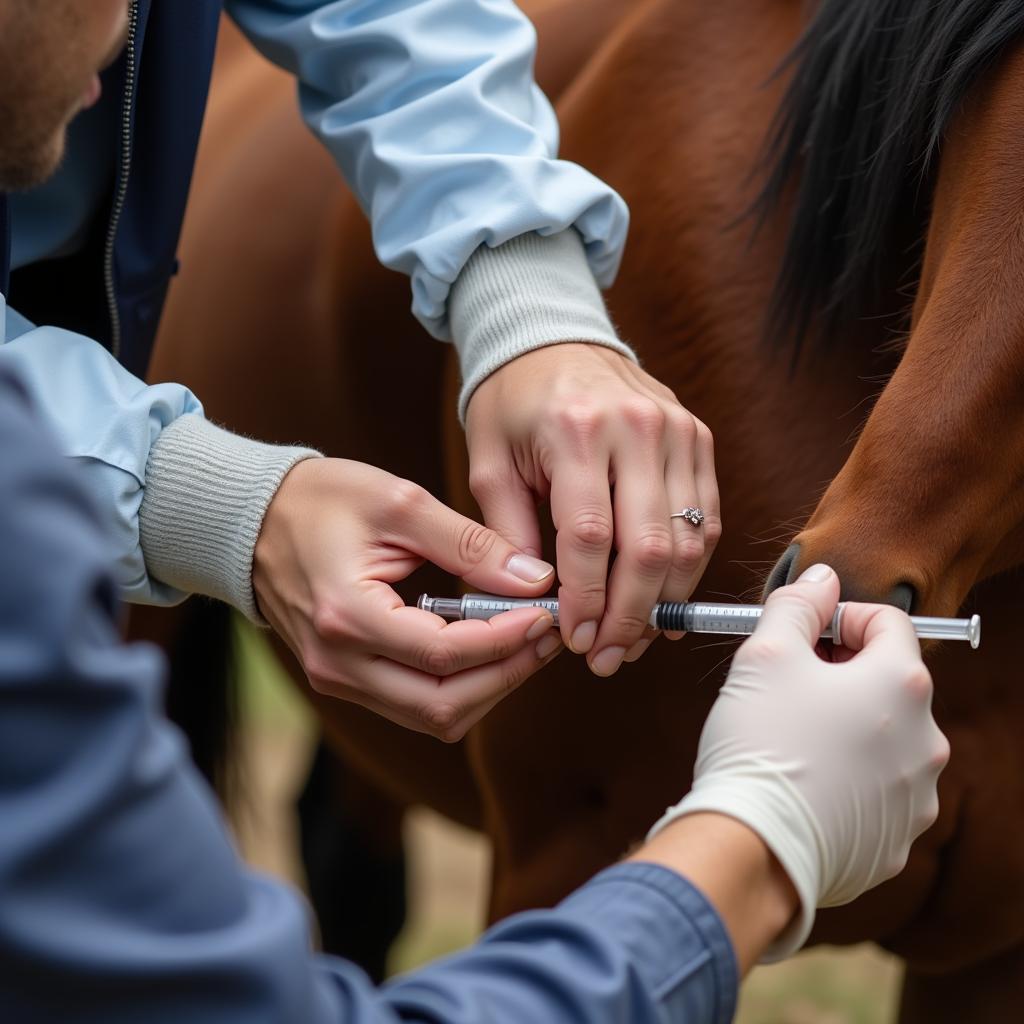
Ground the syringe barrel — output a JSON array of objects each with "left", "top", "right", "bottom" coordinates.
[
  {"left": 653, "top": 602, "right": 763, "bottom": 634},
  {"left": 420, "top": 594, "right": 562, "bottom": 625},
  {"left": 463, "top": 595, "right": 561, "bottom": 624}
]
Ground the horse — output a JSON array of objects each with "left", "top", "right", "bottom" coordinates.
[{"left": 144, "top": 1, "right": 1024, "bottom": 1019}]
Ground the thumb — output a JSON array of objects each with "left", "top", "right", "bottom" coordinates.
[
  {"left": 409, "top": 494, "right": 554, "bottom": 594},
  {"left": 756, "top": 563, "right": 840, "bottom": 650}
]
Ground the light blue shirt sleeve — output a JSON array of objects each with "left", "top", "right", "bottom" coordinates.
[
  {"left": 225, "top": 0, "right": 630, "bottom": 339},
  {"left": 0, "top": 293, "right": 201, "bottom": 606}
]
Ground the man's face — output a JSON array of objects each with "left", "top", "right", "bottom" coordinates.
[{"left": 0, "top": 0, "right": 129, "bottom": 190}]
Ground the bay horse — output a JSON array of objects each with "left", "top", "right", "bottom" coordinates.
[{"left": 145, "top": 1, "right": 1024, "bottom": 1019}]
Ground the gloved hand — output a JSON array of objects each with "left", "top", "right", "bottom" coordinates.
[{"left": 647, "top": 563, "right": 950, "bottom": 959}]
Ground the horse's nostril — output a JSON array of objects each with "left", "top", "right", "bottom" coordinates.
[
  {"left": 764, "top": 543, "right": 802, "bottom": 598},
  {"left": 765, "top": 546, "right": 917, "bottom": 612},
  {"left": 887, "top": 583, "right": 916, "bottom": 614}
]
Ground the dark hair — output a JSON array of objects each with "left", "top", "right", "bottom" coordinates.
[{"left": 758, "top": 0, "right": 1024, "bottom": 353}]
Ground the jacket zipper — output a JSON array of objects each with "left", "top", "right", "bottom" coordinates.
[{"left": 104, "top": 0, "right": 140, "bottom": 361}]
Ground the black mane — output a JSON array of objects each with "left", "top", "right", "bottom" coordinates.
[{"left": 759, "top": 0, "right": 1024, "bottom": 353}]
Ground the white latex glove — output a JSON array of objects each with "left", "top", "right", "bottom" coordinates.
[{"left": 648, "top": 563, "right": 950, "bottom": 960}]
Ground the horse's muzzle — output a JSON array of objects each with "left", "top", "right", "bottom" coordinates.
[{"left": 764, "top": 542, "right": 917, "bottom": 613}]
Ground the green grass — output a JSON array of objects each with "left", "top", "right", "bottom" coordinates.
[{"left": 234, "top": 615, "right": 314, "bottom": 734}]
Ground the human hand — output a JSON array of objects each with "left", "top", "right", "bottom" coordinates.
[
  {"left": 646, "top": 564, "right": 950, "bottom": 959},
  {"left": 252, "top": 458, "right": 563, "bottom": 741},
  {"left": 464, "top": 344, "right": 720, "bottom": 677}
]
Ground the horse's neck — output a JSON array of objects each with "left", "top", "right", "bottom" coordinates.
[
  {"left": 210, "top": 16, "right": 255, "bottom": 86},
  {"left": 528, "top": 0, "right": 639, "bottom": 102},
  {"left": 556, "top": 0, "right": 886, "bottom": 493},
  {"left": 558, "top": 0, "right": 814, "bottom": 352},
  {"left": 914, "top": 44, "right": 1024, "bottom": 326},
  {"left": 898, "top": 41, "right": 1024, "bottom": 580}
]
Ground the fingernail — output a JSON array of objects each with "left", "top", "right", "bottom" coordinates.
[
  {"left": 797, "top": 563, "right": 833, "bottom": 583},
  {"left": 590, "top": 646, "right": 626, "bottom": 677},
  {"left": 623, "top": 637, "right": 653, "bottom": 663},
  {"left": 526, "top": 613, "right": 554, "bottom": 641},
  {"left": 569, "top": 620, "right": 598, "bottom": 654},
  {"left": 536, "top": 634, "right": 563, "bottom": 659},
  {"left": 507, "top": 554, "right": 555, "bottom": 583}
]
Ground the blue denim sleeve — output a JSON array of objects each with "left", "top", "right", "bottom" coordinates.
[
  {"left": 384, "top": 863, "right": 739, "bottom": 1023},
  {"left": 225, "top": 0, "right": 630, "bottom": 340},
  {"left": 0, "top": 361, "right": 736, "bottom": 1024}
]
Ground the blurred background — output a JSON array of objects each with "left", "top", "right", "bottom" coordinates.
[{"left": 231, "top": 619, "right": 902, "bottom": 1024}]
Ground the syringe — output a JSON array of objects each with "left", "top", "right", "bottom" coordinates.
[{"left": 416, "top": 593, "right": 982, "bottom": 649}]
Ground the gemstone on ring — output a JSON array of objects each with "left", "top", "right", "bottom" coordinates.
[{"left": 670, "top": 507, "right": 705, "bottom": 527}]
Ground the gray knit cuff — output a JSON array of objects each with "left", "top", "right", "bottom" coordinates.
[
  {"left": 139, "top": 414, "right": 322, "bottom": 623},
  {"left": 450, "top": 229, "right": 638, "bottom": 423}
]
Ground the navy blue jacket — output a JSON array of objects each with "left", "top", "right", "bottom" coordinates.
[{"left": 0, "top": 0, "right": 223, "bottom": 377}]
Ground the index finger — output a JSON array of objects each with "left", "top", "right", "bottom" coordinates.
[
  {"left": 380, "top": 602, "right": 552, "bottom": 675},
  {"left": 548, "top": 452, "right": 615, "bottom": 655},
  {"left": 349, "top": 588, "right": 555, "bottom": 676}
]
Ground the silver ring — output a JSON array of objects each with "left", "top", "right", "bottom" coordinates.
[{"left": 670, "top": 507, "right": 705, "bottom": 527}]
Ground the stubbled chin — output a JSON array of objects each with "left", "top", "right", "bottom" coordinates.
[{"left": 0, "top": 133, "right": 66, "bottom": 192}]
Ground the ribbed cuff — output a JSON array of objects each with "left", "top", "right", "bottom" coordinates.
[
  {"left": 449, "top": 229, "right": 638, "bottom": 423},
  {"left": 139, "top": 414, "right": 321, "bottom": 623},
  {"left": 646, "top": 776, "right": 822, "bottom": 963}
]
